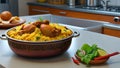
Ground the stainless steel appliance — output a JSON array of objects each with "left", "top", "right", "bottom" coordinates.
[
  {"left": 86, "top": 0, "right": 100, "bottom": 7},
  {"left": 0, "top": 0, "right": 18, "bottom": 16},
  {"left": 66, "top": 0, "right": 80, "bottom": 6},
  {"left": 67, "top": 0, "right": 75, "bottom": 6}
]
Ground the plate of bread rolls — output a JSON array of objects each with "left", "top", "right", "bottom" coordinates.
[{"left": 0, "top": 11, "right": 25, "bottom": 29}]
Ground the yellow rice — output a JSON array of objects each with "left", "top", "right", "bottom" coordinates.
[{"left": 7, "top": 23, "right": 73, "bottom": 42}]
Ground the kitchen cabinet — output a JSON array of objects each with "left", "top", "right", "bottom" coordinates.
[
  {"left": 29, "top": 6, "right": 52, "bottom": 15},
  {"left": 29, "top": 5, "right": 69, "bottom": 16},
  {"left": 67, "top": 11, "right": 120, "bottom": 24},
  {"left": 70, "top": 11, "right": 120, "bottom": 37},
  {"left": 50, "top": 8, "right": 69, "bottom": 16},
  {"left": 28, "top": 5, "right": 120, "bottom": 24},
  {"left": 28, "top": 5, "right": 120, "bottom": 37},
  {"left": 102, "top": 27, "right": 120, "bottom": 38}
]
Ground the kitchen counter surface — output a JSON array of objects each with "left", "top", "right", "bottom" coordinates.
[
  {"left": 27, "top": 2, "right": 120, "bottom": 16},
  {"left": 0, "top": 22, "right": 120, "bottom": 68}
]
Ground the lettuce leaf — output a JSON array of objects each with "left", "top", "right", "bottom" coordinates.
[
  {"left": 81, "top": 43, "right": 92, "bottom": 54},
  {"left": 77, "top": 43, "right": 99, "bottom": 64}
]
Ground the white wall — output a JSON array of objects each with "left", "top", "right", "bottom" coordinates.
[{"left": 18, "top": 0, "right": 36, "bottom": 16}]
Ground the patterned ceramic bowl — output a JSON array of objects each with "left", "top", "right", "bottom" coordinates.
[{"left": 1, "top": 27, "right": 79, "bottom": 58}]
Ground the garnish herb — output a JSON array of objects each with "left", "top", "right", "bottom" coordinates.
[
  {"left": 36, "top": 36, "right": 40, "bottom": 41},
  {"left": 39, "top": 17, "right": 43, "bottom": 22},
  {"left": 77, "top": 43, "right": 99, "bottom": 64}
]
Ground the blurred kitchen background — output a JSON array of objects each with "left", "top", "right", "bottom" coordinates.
[
  {"left": 0, "top": 0, "right": 120, "bottom": 16},
  {"left": 0, "top": 0, "right": 36, "bottom": 16}
]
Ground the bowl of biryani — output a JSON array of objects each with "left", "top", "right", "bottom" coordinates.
[{"left": 2, "top": 20, "right": 79, "bottom": 58}]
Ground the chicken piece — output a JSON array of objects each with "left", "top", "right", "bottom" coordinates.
[
  {"left": 32, "top": 19, "right": 50, "bottom": 27},
  {"left": 32, "top": 20, "right": 42, "bottom": 28},
  {"left": 42, "top": 20, "right": 49, "bottom": 25},
  {"left": 18, "top": 24, "right": 36, "bottom": 35},
  {"left": 40, "top": 24, "right": 61, "bottom": 37}
]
